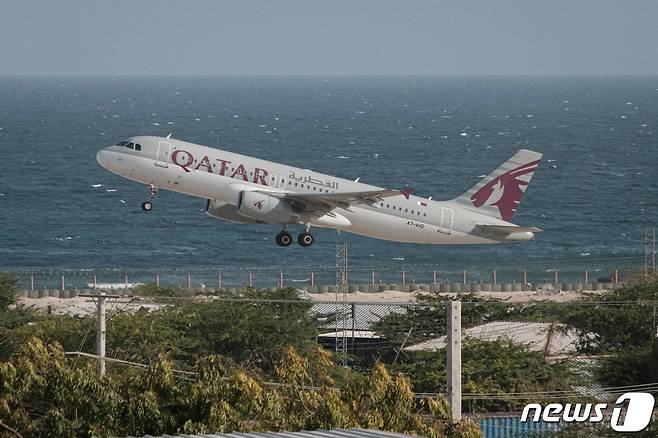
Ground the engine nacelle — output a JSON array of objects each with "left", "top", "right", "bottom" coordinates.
[
  {"left": 237, "top": 191, "right": 300, "bottom": 224},
  {"left": 205, "top": 199, "right": 259, "bottom": 224},
  {"left": 503, "top": 231, "right": 535, "bottom": 241}
]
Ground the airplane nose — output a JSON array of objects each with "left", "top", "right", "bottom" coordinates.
[{"left": 96, "top": 149, "right": 110, "bottom": 169}]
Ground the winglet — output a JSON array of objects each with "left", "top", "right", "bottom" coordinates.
[{"left": 400, "top": 187, "right": 414, "bottom": 199}]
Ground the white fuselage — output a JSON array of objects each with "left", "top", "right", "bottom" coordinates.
[{"left": 97, "top": 136, "right": 524, "bottom": 244}]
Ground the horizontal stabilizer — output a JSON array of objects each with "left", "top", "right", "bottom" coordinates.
[{"left": 476, "top": 224, "right": 543, "bottom": 234}]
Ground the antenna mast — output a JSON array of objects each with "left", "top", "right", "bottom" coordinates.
[{"left": 335, "top": 242, "right": 348, "bottom": 366}]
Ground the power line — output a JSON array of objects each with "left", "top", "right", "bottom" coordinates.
[{"left": 66, "top": 350, "right": 658, "bottom": 403}]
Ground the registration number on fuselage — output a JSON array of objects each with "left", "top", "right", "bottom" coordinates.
[{"left": 406, "top": 220, "right": 425, "bottom": 229}]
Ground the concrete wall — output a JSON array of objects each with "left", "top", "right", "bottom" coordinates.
[{"left": 17, "top": 281, "right": 624, "bottom": 298}]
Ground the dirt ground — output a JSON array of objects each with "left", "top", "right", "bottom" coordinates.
[
  {"left": 16, "top": 286, "right": 598, "bottom": 317},
  {"left": 16, "top": 296, "right": 153, "bottom": 316},
  {"left": 308, "top": 289, "right": 590, "bottom": 303}
]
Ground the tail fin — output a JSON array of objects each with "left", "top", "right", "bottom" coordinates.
[{"left": 454, "top": 149, "right": 542, "bottom": 221}]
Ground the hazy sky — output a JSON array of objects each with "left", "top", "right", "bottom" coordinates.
[{"left": 2, "top": 0, "right": 658, "bottom": 76}]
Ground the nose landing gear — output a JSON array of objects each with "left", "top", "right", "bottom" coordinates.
[{"left": 141, "top": 185, "right": 158, "bottom": 212}]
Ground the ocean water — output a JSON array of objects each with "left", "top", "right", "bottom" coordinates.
[{"left": 0, "top": 76, "right": 656, "bottom": 286}]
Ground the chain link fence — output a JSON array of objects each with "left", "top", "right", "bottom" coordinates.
[{"left": 10, "top": 258, "right": 645, "bottom": 291}]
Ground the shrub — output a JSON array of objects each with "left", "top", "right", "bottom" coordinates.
[{"left": 0, "top": 272, "right": 18, "bottom": 309}]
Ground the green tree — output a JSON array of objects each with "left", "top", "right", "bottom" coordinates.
[
  {"left": 0, "top": 339, "right": 121, "bottom": 437},
  {"left": 562, "top": 280, "right": 658, "bottom": 353},
  {"left": 1, "top": 314, "right": 94, "bottom": 361},
  {"left": 369, "top": 294, "right": 510, "bottom": 363},
  {"left": 390, "top": 339, "right": 575, "bottom": 412},
  {"left": 0, "top": 288, "right": 319, "bottom": 372},
  {"left": 131, "top": 283, "right": 187, "bottom": 297},
  {"left": 105, "top": 287, "right": 319, "bottom": 370},
  {"left": 595, "top": 345, "right": 658, "bottom": 387},
  {"left": 0, "top": 273, "right": 18, "bottom": 310},
  {"left": 0, "top": 338, "right": 483, "bottom": 438}
]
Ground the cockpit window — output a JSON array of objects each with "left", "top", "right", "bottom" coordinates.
[{"left": 116, "top": 140, "right": 142, "bottom": 151}]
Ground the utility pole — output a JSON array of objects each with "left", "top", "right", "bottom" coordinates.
[
  {"left": 646, "top": 227, "right": 656, "bottom": 277},
  {"left": 80, "top": 292, "right": 121, "bottom": 377},
  {"left": 447, "top": 300, "right": 462, "bottom": 421},
  {"left": 97, "top": 293, "right": 106, "bottom": 376}
]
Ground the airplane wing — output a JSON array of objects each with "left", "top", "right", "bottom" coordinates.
[{"left": 254, "top": 187, "right": 414, "bottom": 212}]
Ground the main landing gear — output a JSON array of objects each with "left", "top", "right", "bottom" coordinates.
[
  {"left": 275, "top": 226, "right": 314, "bottom": 247},
  {"left": 297, "top": 231, "right": 314, "bottom": 247},
  {"left": 141, "top": 185, "right": 158, "bottom": 212},
  {"left": 275, "top": 230, "right": 293, "bottom": 247}
]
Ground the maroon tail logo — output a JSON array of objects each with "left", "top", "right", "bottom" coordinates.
[
  {"left": 254, "top": 200, "right": 264, "bottom": 210},
  {"left": 400, "top": 187, "right": 415, "bottom": 199},
  {"left": 470, "top": 160, "right": 539, "bottom": 221}
]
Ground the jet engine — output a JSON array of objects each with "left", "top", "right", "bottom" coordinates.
[
  {"left": 237, "top": 191, "right": 300, "bottom": 224},
  {"left": 205, "top": 199, "right": 260, "bottom": 224}
]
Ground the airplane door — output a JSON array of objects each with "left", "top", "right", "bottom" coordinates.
[
  {"left": 155, "top": 141, "right": 171, "bottom": 167},
  {"left": 439, "top": 207, "right": 454, "bottom": 235}
]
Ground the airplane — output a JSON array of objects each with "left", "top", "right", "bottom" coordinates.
[{"left": 97, "top": 136, "right": 543, "bottom": 247}]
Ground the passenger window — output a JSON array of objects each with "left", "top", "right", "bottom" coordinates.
[{"left": 405, "top": 208, "right": 408, "bottom": 212}]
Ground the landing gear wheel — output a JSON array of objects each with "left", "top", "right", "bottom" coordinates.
[
  {"left": 276, "top": 232, "right": 293, "bottom": 247},
  {"left": 142, "top": 185, "right": 157, "bottom": 212},
  {"left": 297, "top": 232, "right": 314, "bottom": 247}
]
